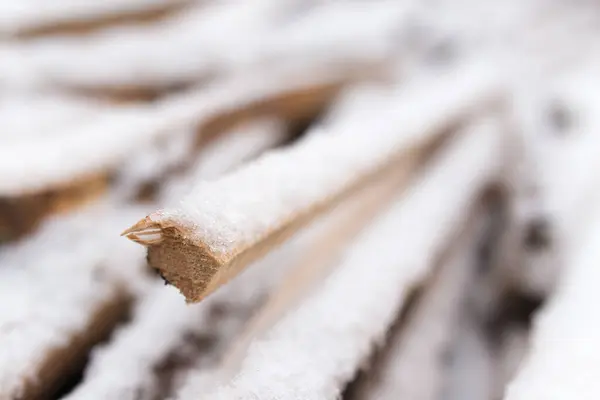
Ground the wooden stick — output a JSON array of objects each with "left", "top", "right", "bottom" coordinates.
[
  {"left": 0, "top": 64, "right": 354, "bottom": 241},
  {"left": 0, "top": 64, "right": 357, "bottom": 197},
  {"left": 197, "top": 116, "right": 503, "bottom": 399},
  {"left": 174, "top": 142, "right": 428, "bottom": 399},
  {"left": 113, "top": 117, "right": 289, "bottom": 203},
  {"left": 0, "top": 205, "right": 149, "bottom": 400},
  {"left": 61, "top": 120, "right": 291, "bottom": 400},
  {"left": 0, "top": 172, "right": 109, "bottom": 243},
  {"left": 347, "top": 209, "right": 482, "bottom": 400},
  {"left": 0, "top": 0, "right": 190, "bottom": 38},
  {"left": 0, "top": 94, "right": 114, "bottom": 241},
  {"left": 2, "top": 1, "right": 406, "bottom": 91},
  {"left": 0, "top": 118, "right": 288, "bottom": 399},
  {"left": 123, "top": 62, "right": 502, "bottom": 303},
  {"left": 64, "top": 233, "right": 299, "bottom": 400}
]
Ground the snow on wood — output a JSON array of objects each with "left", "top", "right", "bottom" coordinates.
[
  {"left": 157, "top": 118, "right": 289, "bottom": 203},
  {"left": 174, "top": 146, "right": 425, "bottom": 398},
  {"left": 0, "top": 62, "right": 353, "bottom": 197},
  {"left": 0, "top": 94, "right": 112, "bottom": 140},
  {"left": 348, "top": 210, "right": 482, "bottom": 400},
  {"left": 123, "top": 61, "right": 502, "bottom": 303},
  {"left": 61, "top": 119, "right": 290, "bottom": 400},
  {"left": 0, "top": 2, "right": 256, "bottom": 90},
  {"left": 63, "top": 234, "right": 302, "bottom": 400},
  {"left": 0, "top": 95, "right": 117, "bottom": 240},
  {"left": 504, "top": 204, "right": 600, "bottom": 400},
  {"left": 219, "top": 1, "right": 415, "bottom": 73},
  {"left": 0, "top": 0, "right": 190, "bottom": 37},
  {"left": 0, "top": 1, "right": 409, "bottom": 91},
  {"left": 198, "top": 115, "right": 504, "bottom": 399},
  {"left": 0, "top": 64, "right": 343, "bottom": 243},
  {"left": 65, "top": 165, "right": 413, "bottom": 400},
  {"left": 0, "top": 204, "right": 150, "bottom": 400},
  {"left": 113, "top": 117, "right": 289, "bottom": 203},
  {"left": 0, "top": 102, "right": 170, "bottom": 197}
]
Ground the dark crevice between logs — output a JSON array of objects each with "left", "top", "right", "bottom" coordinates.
[
  {"left": 485, "top": 290, "right": 543, "bottom": 350},
  {"left": 0, "top": 173, "right": 109, "bottom": 245},
  {"left": 478, "top": 187, "right": 546, "bottom": 346},
  {"left": 342, "top": 288, "right": 423, "bottom": 400},
  {"left": 44, "top": 294, "right": 135, "bottom": 400},
  {"left": 150, "top": 332, "right": 220, "bottom": 400},
  {"left": 150, "top": 300, "right": 242, "bottom": 400}
]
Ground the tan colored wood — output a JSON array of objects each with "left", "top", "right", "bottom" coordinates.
[
  {"left": 10, "top": 290, "right": 131, "bottom": 400},
  {"left": 0, "top": 172, "right": 108, "bottom": 242}
]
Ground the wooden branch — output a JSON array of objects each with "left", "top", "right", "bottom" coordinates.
[
  {"left": 123, "top": 62, "right": 502, "bottom": 303},
  {"left": 197, "top": 116, "right": 503, "bottom": 399}
]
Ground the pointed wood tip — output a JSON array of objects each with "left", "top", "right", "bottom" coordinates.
[{"left": 121, "top": 216, "right": 164, "bottom": 246}]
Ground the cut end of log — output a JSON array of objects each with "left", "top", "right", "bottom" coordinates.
[
  {"left": 146, "top": 231, "right": 222, "bottom": 303},
  {"left": 121, "top": 214, "right": 226, "bottom": 303},
  {"left": 123, "top": 215, "right": 224, "bottom": 302}
]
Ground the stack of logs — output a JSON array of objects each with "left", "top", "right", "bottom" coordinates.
[{"left": 1, "top": 1, "right": 598, "bottom": 399}]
